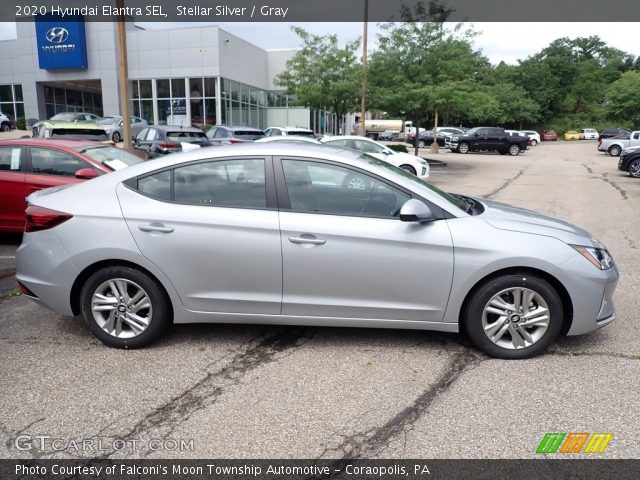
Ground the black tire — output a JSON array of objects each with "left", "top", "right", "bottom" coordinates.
[
  {"left": 366, "top": 133, "right": 378, "bottom": 140},
  {"left": 628, "top": 159, "right": 640, "bottom": 178},
  {"left": 457, "top": 142, "right": 470, "bottom": 154},
  {"left": 112, "top": 131, "right": 122, "bottom": 143},
  {"left": 399, "top": 164, "right": 416, "bottom": 175},
  {"left": 417, "top": 139, "right": 426, "bottom": 148},
  {"left": 530, "top": 139, "right": 538, "bottom": 146},
  {"left": 80, "top": 266, "right": 170, "bottom": 348},
  {"left": 0, "top": 122, "right": 10, "bottom": 132},
  {"left": 508, "top": 144, "right": 521, "bottom": 156},
  {"left": 608, "top": 145, "right": 621, "bottom": 157},
  {"left": 463, "top": 273, "right": 563, "bottom": 359}
]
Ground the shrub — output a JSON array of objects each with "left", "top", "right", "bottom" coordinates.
[
  {"left": 386, "top": 144, "right": 408, "bottom": 153},
  {"left": 16, "top": 117, "right": 26, "bottom": 130}
]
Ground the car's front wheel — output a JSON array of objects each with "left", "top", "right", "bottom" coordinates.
[
  {"left": 81, "top": 266, "right": 170, "bottom": 348},
  {"left": 112, "top": 131, "right": 122, "bottom": 143},
  {"left": 399, "top": 164, "right": 416, "bottom": 175},
  {"left": 628, "top": 159, "right": 640, "bottom": 178},
  {"left": 463, "top": 274, "right": 563, "bottom": 359},
  {"left": 1, "top": 122, "right": 10, "bottom": 132},
  {"left": 417, "top": 139, "right": 426, "bottom": 148}
]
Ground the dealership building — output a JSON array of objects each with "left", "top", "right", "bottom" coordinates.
[{"left": 0, "top": 19, "right": 336, "bottom": 132}]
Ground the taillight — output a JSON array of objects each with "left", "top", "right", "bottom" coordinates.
[
  {"left": 159, "top": 142, "right": 180, "bottom": 150},
  {"left": 25, "top": 206, "right": 72, "bottom": 232},
  {"left": 228, "top": 139, "right": 244, "bottom": 144}
]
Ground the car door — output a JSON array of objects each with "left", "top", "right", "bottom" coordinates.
[
  {"left": 0, "top": 146, "right": 27, "bottom": 231},
  {"left": 276, "top": 157, "right": 454, "bottom": 321},
  {"left": 471, "top": 128, "right": 490, "bottom": 150},
  {"left": 118, "top": 156, "right": 282, "bottom": 314}
]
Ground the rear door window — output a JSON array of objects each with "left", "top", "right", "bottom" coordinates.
[
  {"left": 0, "top": 147, "right": 22, "bottom": 172},
  {"left": 30, "top": 148, "right": 93, "bottom": 176}
]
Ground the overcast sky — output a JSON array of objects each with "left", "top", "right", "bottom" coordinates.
[{"left": 1, "top": 22, "right": 639, "bottom": 64}]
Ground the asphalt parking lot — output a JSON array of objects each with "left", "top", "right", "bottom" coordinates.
[{"left": 0, "top": 139, "right": 638, "bottom": 460}]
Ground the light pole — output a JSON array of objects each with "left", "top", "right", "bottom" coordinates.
[
  {"left": 360, "top": 0, "right": 368, "bottom": 137},
  {"left": 115, "top": 0, "right": 132, "bottom": 150}
]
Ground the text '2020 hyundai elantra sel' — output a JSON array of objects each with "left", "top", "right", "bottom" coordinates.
[{"left": 16, "top": 143, "right": 618, "bottom": 359}]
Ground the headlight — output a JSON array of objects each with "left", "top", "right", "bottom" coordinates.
[
  {"left": 571, "top": 244, "right": 615, "bottom": 270},
  {"left": 451, "top": 136, "right": 459, "bottom": 141}
]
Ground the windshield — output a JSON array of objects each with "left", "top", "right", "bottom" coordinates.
[
  {"left": 287, "top": 131, "right": 316, "bottom": 138},
  {"left": 49, "top": 113, "right": 76, "bottom": 121},
  {"left": 167, "top": 131, "right": 208, "bottom": 143},
  {"left": 97, "top": 117, "right": 121, "bottom": 125},
  {"left": 79, "top": 146, "right": 142, "bottom": 170},
  {"left": 358, "top": 153, "right": 468, "bottom": 211},
  {"left": 464, "top": 127, "right": 479, "bottom": 136},
  {"left": 234, "top": 130, "right": 265, "bottom": 140},
  {"left": 50, "top": 129, "right": 108, "bottom": 141}
]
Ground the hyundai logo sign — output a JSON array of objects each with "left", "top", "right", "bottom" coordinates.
[{"left": 45, "top": 27, "right": 69, "bottom": 44}]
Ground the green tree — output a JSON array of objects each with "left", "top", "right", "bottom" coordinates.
[
  {"left": 368, "top": 1, "right": 489, "bottom": 153},
  {"left": 275, "top": 27, "right": 361, "bottom": 134},
  {"left": 606, "top": 71, "right": 640, "bottom": 128}
]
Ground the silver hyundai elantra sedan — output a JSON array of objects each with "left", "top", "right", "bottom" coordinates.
[{"left": 16, "top": 143, "right": 618, "bottom": 359}]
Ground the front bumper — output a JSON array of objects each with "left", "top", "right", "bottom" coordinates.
[{"left": 549, "top": 254, "right": 619, "bottom": 336}]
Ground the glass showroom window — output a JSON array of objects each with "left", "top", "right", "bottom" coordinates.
[
  {"left": 130, "top": 80, "right": 154, "bottom": 125},
  {"left": 155, "top": 78, "right": 187, "bottom": 126},
  {"left": 0, "top": 84, "right": 24, "bottom": 122},
  {"left": 189, "top": 77, "right": 217, "bottom": 128}
]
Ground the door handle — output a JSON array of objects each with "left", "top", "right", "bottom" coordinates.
[
  {"left": 288, "top": 236, "right": 326, "bottom": 245},
  {"left": 138, "top": 223, "right": 174, "bottom": 233}
]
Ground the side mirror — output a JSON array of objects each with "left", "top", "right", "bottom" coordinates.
[
  {"left": 74, "top": 168, "right": 99, "bottom": 179},
  {"left": 383, "top": 149, "right": 393, "bottom": 155},
  {"left": 399, "top": 199, "right": 437, "bottom": 223}
]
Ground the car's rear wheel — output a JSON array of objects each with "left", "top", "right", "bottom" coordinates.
[
  {"left": 399, "top": 164, "right": 417, "bottom": 175},
  {"left": 530, "top": 139, "right": 538, "bottom": 146},
  {"left": 417, "top": 139, "right": 426, "bottom": 148},
  {"left": 81, "top": 266, "right": 170, "bottom": 348},
  {"left": 628, "top": 159, "right": 640, "bottom": 178},
  {"left": 463, "top": 274, "right": 563, "bottom": 359},
  {"left": 508, "top": 144, "right": 521, "bottom": 156},
  {"left": 608, "top": 145, "right": 621, "bottom": 157},
  {"left": 457, "top": 142, "right": 470, "bottom": 154},
  {"left": 342, "top": 173, "right": 370, "bottom": 190},
  {"left": 112, "top": 131, "right": 121, "bottom": 143},
  {"left": 1, "top": 122, "right": 10, "bottom": 132}
]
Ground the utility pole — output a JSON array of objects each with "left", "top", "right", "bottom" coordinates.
[
  {"left": 115, "top": 0, "right": 132, "bottom": 150},
  {"left": 360, "top": 0, "right": 368, "bottom": 137}
]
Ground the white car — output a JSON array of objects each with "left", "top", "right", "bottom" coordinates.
[
  {"left": 263, "top": 126, "right": 316, "bottom": 138},
  {"left": 580, "top": 128, "right": 598, "bottom": 140},
  {"left": 521, "top": 130, "right": 541, "bottom": 146},
  {"left": 321, "top": 135, "right": 429, "bottom": 179},
  {"left": 0, "top": 111, "right": 12, "bottom": 132}
]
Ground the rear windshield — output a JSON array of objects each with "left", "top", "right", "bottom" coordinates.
[
  {"left": 234, "top": 130, "right": 265, "bottom": 140},
  {"left": 166, "top": 131, "right": 208, "bottom": 143},
  {"left": 287, "top": 131, "right": 316, "bottom": 138},
  {"left": 79, "top": 146, "right": 142, "bottom": 170},
  {"left": 50, "top": 129, "right": 108, "bottom": 141}
]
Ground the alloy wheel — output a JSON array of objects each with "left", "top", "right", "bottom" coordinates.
[
  {"left": 91, "top": 278, "right": 153, "bottom": 338},
  {"left": 481, "top": 287, "right": 550, "bottom": 350}
]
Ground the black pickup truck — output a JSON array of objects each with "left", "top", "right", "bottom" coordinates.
[{"left": 445, "top": 127, "right": 530, "bottom": 156}]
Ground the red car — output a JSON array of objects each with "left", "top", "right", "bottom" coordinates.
[
  {"left": 542, "top": 130, "right": 558, "bottom": 141},
  {"left": 0, "top": 139, "right": 141, "bottom": 233}
]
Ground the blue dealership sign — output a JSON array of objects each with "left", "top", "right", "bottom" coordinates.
[{"left": 35, "top": 14, "right": 88, "bottom": 70}]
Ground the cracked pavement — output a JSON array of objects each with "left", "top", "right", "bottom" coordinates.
[{"left": 1, "top": 141, "right": 639, "bottom": 460}]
